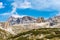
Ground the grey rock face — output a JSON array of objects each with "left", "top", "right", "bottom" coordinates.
[
  {"left": 46, "top": 16, "right": 60, "bottom": 26},
  {"left": 8, "top": 15, "right": 36, "bottom": 25}
]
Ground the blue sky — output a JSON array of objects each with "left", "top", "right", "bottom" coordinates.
[{"left": 0, "top": 0, "right": 60, "bottom": 22}]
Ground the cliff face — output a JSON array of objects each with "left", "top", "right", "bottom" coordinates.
[
  {"left": 46, "top": 16, "right": 60, "bottom": 27},
  {"left": 8, "top": 15, "right": 36, "bottom": 25}
]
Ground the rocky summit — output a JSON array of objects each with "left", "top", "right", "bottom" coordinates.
[{"left": 8, "top": 15, "right": 36, "bottom": 25}]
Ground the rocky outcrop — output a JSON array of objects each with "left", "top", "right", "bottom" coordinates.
[
  {"left": 36, "top": 17, "right": 45, "bottom": 23},
  {"left": 8, "top": 15, "right": 36, "bottom": 25},
  {"left": 46, "top": 16, "right": 60, "bottom": 26}
]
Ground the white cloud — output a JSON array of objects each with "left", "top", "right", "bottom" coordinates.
[
  {"left": 12, "top": 0, "right": 32, "bottom": 9},
  {"left": 29, "top": 0, "right": 60, "bottom": 15},
  {"left": 1, "top": 0, "right": 60, "bottom": 16},
  {"left": 0, "top": 2, "right": 4, "bottom": 8},
  {"left": 11, "top": 3, "right": 17, "bottom": 14},
  {"left": 30, "top": 0, "right": 60, "bottom": 11},
  {"left": 30, "top": 0, "right": 51, "bottom": 9},
  {"left": 8, "top": 0, "right": 32, "bottom": 15},
  {"left": 10, "top": 0, "right": 60, "bottom": 11},
  {"left": 0, "top": 0, "right": 32, "bottom": 16},
  {"left": 18, "top": 1, "right": 32, "bottom": 9}
]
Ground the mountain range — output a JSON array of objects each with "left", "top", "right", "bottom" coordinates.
[
  {"left": 8, "top": 14, "right": 37, "bottom": 25},
  {"left": 0, "top": 13, "right": 60, "bottom": 28},
  {"left": 0, "top": 13, "right": 60, "bottom": 40},
  {"left": 4, "top": 13, "right": 60, "bottom": 27}
]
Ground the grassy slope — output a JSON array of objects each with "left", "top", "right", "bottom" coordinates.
[
  {"left": 0, "top": 28, "right": 13, "bottom": 40},
  {"left": 8, "top": 28, "right": 60, "bottom": 40}
]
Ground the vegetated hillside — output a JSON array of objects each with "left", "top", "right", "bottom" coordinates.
[
  {"left": 8, "top": 28, "right": 60, "bottom": 40},
  {"left": 0, "top": 28, "right": 13, "bottom": 40}
]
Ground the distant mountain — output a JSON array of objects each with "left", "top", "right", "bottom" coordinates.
[
  {"left": 8, "top": 14, "right": 36, "bottom": 25},
  {"left": 4, "top": 13, "right": 60, "bottom": 28},
  {"left": 46, "top": 15, "right": 60, "bottom": 26}
]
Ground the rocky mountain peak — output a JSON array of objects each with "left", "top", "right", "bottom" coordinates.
[{"left": 7, "top": 14, "right": 37, "bottom": 25}]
